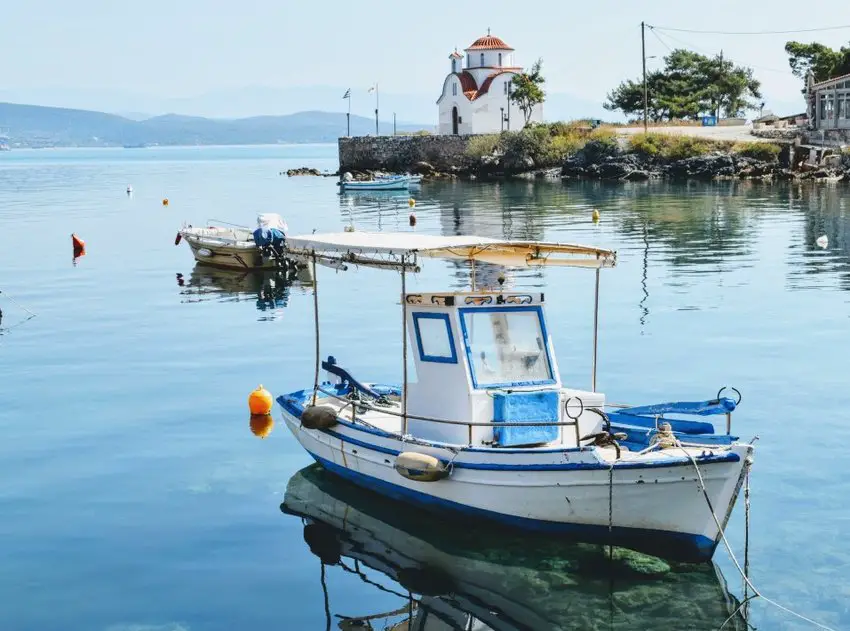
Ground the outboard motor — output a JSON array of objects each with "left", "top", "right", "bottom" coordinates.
[{"left": 254, "top": 213, "right": 288, "bottom": 265}]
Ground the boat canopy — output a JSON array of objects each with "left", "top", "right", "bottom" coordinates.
[{"left": 285, "top": 231, "right": 617, "bottom": 270}]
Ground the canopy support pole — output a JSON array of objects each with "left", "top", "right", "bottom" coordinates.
[
  {"left": 401, "top": 255, "right": 409, "bottom": 435},
  {"left": 471, "top": 257, "right": 476, "bottom": 291},
  {"left": 311, "top": 252, "right": 320, "bottom": 406},
  {"left": 592, "top": 267, "right": 600, "bottom": 392}
]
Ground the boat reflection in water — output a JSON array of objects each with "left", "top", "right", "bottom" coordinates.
[
  {"left": 176, "top": 263, "right": 311, "bottom": 317},
  {"left": 282, "top": 465, "right": 748, "bottom": 631}
]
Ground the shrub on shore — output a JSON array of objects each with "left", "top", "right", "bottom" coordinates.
[
  {"left": 731, "top": 141, "right": 781, "bottom": 161},
  {"left": 464, "top": 122, "right": 784, "bottom": 172},
  {"left": 628, "top": 133, "right": 731, "bottom": 160},
  {"left": 465, "top": 134, "right": 501, "bottom": 160}
]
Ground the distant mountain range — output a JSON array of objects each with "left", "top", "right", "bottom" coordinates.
[
  {"left": 0, "top": 85, "right": 614, "bottom": 124},
  {"left": 0, "top": 102, "right": 427, "bottom": 147}
]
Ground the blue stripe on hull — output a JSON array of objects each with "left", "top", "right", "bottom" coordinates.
[{"left": 308, "top": 452, "right": 718, "bottom": 562}]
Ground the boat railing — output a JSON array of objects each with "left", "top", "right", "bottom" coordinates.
[
  {"left": 315, "top": 385, "right": 590, "bottom": 447},
  {"left": 311, "top": 385, "right": 738, "bottom": 446}
]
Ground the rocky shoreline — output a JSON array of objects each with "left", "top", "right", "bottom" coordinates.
[
  {"left": 557, "top": 141, "right": 850, "bottom": 182},
  {"left": 316, "top": 138, "right": 850, "bottom": 183}
]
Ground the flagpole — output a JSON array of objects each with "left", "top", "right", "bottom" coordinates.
[{"left": 347, "top": 92, "right": 351, "bottom": 137}]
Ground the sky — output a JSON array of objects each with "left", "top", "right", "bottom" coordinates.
[{"left": 2, "top": 0, "right": 850, "bottom": 119}]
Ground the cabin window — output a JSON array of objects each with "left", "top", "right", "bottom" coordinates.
[
  {"left": 452, "top": 82, "right": 457, "bottom": 96},
  {"left": 413, "top": 312, "right": 457, "bottom": 363},
  {"left": 459, "top": 306, "right": 554, "bottom": 388},
  {"left": 480, "top": 53, "right": 485, "bottom": 67}
]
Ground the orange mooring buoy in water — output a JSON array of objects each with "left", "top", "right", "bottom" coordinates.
[
  {"left": 71, "top": 233, "right": 86, "bottom": 257},
  {"left": 248, "top": 385, "right": 273, "bottom": 415},
  {"left": 249, "top": 414, "right": 275, "bottom": 439},
  {"left": 162, "top": 198, "right": 169, "bottom": 206}
]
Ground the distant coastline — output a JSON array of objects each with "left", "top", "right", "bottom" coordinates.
[{"left": 0, "top": 101, "right": 429, "bottom": 148}]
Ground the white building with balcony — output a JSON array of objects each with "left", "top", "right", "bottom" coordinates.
[
  {"left": 437, "top": 32, "right": 543, "bottom": 135},
  {"left": 806, "top": 71, "right": 850, "bottom": 131}
]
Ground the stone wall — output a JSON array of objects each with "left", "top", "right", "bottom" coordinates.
[{"left": 338, "top": 135, "right": 475, "bottom": 173}]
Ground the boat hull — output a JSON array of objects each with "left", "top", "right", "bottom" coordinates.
[
  {"left": 340, "top": 180, "right": 410, "bottom": 191},
  {"left": 184, "top": 238, "right": 274, "bottom": 270},
  {"left": 280, "top": 404, "right": 751, "bottom": 562}
]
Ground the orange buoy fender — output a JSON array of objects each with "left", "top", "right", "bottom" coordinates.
[
  {"left": 248, "top": 385, "right": 273, "bottom": 415},
  {"left": 394, "top": 452, "right": 449, "bottom": 482},
  {"left": 174, "top": 232, "right": 182, "bottom": 245},
  {"left": 162, "top": 198, "right": 169, "bottom": 206},
  {"left": 71, "top": 233, "right": 86, "bottom": 256}
]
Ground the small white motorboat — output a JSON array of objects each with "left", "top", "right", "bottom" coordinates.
[
  {"left": 176, "top": 213, "right": 309, "bottom": 273},
  {"left": 376, "top": 173, "right": 422, "bottom": 185},
  {"left": 274, "top": 231, "right": 755, "bottom": 562},
  {"left": 339, "top": 177, "right": 410, "bottom": 192}
]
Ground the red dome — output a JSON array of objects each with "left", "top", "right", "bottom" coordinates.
[{"left": 466, "top": 35, "right": 513, "bottom": 51}]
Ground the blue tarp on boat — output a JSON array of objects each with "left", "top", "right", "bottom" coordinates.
[
  {"left": 492, "top": 390, "right": 560, "bottom": 447},
  {"left": 253, "top": 227, "right": 286, "bottom": 248},
  {"left": 614, "top": 397, "right": 736, "bottom": 418}
]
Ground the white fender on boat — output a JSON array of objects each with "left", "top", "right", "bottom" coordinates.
[
  {"left": 394, "top": 452, "right": 449, "bottom": 482},
  {"left": 300, "top": 405, "right": 339, "bottom": 430}
]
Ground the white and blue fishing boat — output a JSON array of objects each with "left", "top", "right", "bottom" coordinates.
[
  {"left": 376, "top": 173, "right": 423, "bottom": 185},
  {"left": 276, "top": 231, "right": 755, "bottom": 562},
  {"left": 339, "top": 177, "right": 410, "bottom": 192}
]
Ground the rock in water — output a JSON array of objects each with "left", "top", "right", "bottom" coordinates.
[{"left": 286, "top": 167, "right": 322, "bottom": 177}]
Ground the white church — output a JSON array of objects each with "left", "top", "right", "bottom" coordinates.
[{"left": 437, "top": 32, "right": 543, "bottom": 135}]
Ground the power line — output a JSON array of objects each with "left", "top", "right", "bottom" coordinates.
[
  {"left": 646, "top": 23, "right": 850, "bottom": 35},
  {"left": 649, "top": 26, "right": 795, "bottom": 75},
  {"left": 648, "top": 26, "right": 673, "bottom": 54}
]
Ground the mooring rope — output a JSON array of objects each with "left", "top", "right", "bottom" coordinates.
[
  {"left": 0, "top": 289, "right": 37, "bottom": 317},
  {"left": 683, "top": 448, "right": 837, "bottom": 631}
]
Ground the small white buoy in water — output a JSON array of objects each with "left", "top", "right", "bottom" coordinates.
[
  {"left": 816, "top": 235, "right": 828, "bottom": 249},
  {"left": 344, "top": 224, "right": 355, "bottom": 233}
]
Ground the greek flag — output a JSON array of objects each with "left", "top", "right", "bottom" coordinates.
[{"left": 342, "top": 89, "right": 351, "bottom": 99}]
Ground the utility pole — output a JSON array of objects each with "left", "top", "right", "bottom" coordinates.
[
  {"left": 641, "top": 21, "right": 648, "bottom": 132},
  {"left": 717, "top": 49, "right": 723, "bottom": 121}
]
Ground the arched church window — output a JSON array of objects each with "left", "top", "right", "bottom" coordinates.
[{"left": 480, "top": 53, "right": 484, "bottom": 67}]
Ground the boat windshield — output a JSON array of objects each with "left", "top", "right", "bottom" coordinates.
[{"left": 460, "top": 307, "right": 553, "bottom": 387}]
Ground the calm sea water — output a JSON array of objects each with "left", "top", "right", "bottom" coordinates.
[{"left": 1, "top": 145, "right": 848, "bottom": 631}]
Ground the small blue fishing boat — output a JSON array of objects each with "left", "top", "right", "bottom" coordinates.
[
  {"left": 376, "top": 173, "right": 422, "bottom": 185},
  {"left": 339, "top": 177, "right": 410, "bottom": 192}
]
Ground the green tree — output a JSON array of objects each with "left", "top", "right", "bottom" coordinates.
[
  {"left": 511, "top": 59, "right": 545, "bottom": 125},
  {"left": 604, "top": 49, "right": 761, "bottom": 121},
  {"left": 785, "top": 41, "right": 850, "bottom": 83}
]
